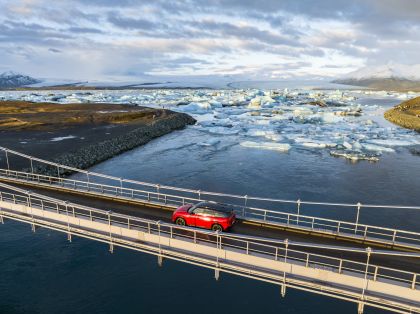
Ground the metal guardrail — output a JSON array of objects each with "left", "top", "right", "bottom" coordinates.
[
  {"left": 0, "top": 187, "right": 419, "bottom": 292},
  {"left": 1, "top": 168, "right": 420, "bottom": 251}
]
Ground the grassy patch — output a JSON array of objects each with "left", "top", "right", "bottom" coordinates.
[
  {"left": 0, "top": 101, "right": 170, "bottom": 131},
  {"left": 384, "top": 97, "right": 420, "bottom": 131}
]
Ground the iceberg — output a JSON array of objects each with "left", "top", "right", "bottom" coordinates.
[
  {"left": 301, "top": 142, "right": 328, "bottom": 149},
  {"left": 362, "top": 143, "right": 395, "bottom": 153},
  {"left": 245, "top": 129, "right": 283, "bottom": 141},
  {"left": 248, "top": 95, "right": 276, "bottom": 108},
  {"left": 330, "top": 150, "right": 379, "bottom": 162},
  {"left": 178, "top": 102, "right": 212, "bottom": 114},
  {"left": 204, "top": 127, "right": 240, "bottom": 135},
  {"left": 366, "top": 139, "right": 414, "bottom": 147},
  {"left": 240, "top": 141, "right": 291, "bottom": 152},
  {"left": 198, "top": 139, "right": 221, "bottom": 146}
]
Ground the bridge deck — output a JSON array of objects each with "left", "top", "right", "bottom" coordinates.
[
  {"left": 1, "top": 172, "right": 420, "bottom": 253},
  {"left": 1, "top": 180, "right": 420, "bottom": 275},
  {"left": 0, "top": 186, "right": 419, "bottom": 314}
]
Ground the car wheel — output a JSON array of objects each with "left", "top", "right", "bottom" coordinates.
[
  {"left": 175, "top": 217, "right": 186, "bottom": 226},
  {"left": 211, "top": 224, "right": 223, "bottom": 232}
]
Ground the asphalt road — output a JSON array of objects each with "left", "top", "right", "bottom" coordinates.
[{"left": 1, "top": 180, "right": 419, "bottom": 276}]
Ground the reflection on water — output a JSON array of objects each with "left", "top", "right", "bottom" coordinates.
[{"left": 1, "top": 95, "right": 419, "bottom": 314}]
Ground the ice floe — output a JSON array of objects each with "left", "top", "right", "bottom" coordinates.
[
  {"left": 1, "top": 88, "right": 419, "bottom": 161},
  {"left": 240, "top": 141, "right": 291, "bottom": 152}
]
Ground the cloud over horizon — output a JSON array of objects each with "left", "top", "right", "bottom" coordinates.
[{"left": 0, "top": 0, "right": 419, "bottom": 80}]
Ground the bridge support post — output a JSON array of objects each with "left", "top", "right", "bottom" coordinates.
[
  {"left": 31, "top": 223, "right": 37, "bottom": 233},
  {"left": 0, "top": 215, "right": 4, "bottom": 224},
  {"left": 109, "top": 243, "right": 114, "bottom": 254},
  {"left": 158, "top": 255, "right": 163, "bottom": 267},
  {"left": 214, "top": 268, "right": 220, "bottom": 281},
  {"left": 355, "top": 202, "right": 361, "bottom": 234},
  {"left": 5, "top": 149, "right": 10, "bottom": 171},
  {"left": 281, "top": 284, "right": 286, "bottom": 298},
  {"left": 296, "top": 199, "right": 301, "bottom": 224},
  {"left": 67, "top": 233, "right": 72, "bottom": 243},
  {"left": 357, "top": 302, "right": 364, "bottom": 314}
]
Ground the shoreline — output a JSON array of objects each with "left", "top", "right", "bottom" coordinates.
[
  {"left": 384, "top": 96, "right": 420, "bottom": 132},
  {"left": 0, "top": 101, "right": 196, "bottom": 174}
]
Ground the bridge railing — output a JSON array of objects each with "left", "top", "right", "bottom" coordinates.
[
  {"left": 1, "top": 168, "right": 420, "bottom": 250},
  {"left": 0, "top": 188, "right": 419, "bottom": 291}
]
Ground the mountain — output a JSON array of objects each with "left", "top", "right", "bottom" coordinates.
[
  {"left": 0, "top": 71, "right": 41, "bottom": 88},
  {"left": 332, "top": 63, "right": 420, "bottom": 91}
]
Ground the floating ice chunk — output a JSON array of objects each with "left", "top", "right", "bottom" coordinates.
[
  {"left": 367, "top": 139, "right": 414, "bottom": 147},
  {"left": 245, "top": 129, "right": 283, "bottom": 141},
  {"left": 214, "top": 112, "right": 228, "bottom": 119},
  {"left": 240, "top": 141, "right": 291, "bottom": 152},
  {"left": 254, "top": 119, "right": 271, "bottom": 125},
  {"left": 209, "top": 101, "right": 223, "bottom": 108},
  {"left": 352, "top": 141, "right": 363, "bottom": 151},
  {"left": 248, "top": 97, "right": 261, "bottom": 108},
  {"left": 301, "top": 142, "right": 327, "bottom": 149},
  {"left": 248, "top": 96, "right": 275, "bottom": 108},
  {"left": 50, "top": 135, "right": 77, "bottom": 142},
  {"left": 343, "top": 141, "right": 353, "bottom": 150},
  {"left": 362, "top": 143, "right": 395, "bottom": 153},
  {"left": 199, "top": 119, "right": 233, "bottom": 128},
  {"left": 264, "top": 134, "right": 283, "bottom": 141},
  {"left": 330, "top": 150, "right": 379, "bottom": 162},
  {"left": 205, "top": 127, "right": 240, "bottom": 135},
  {"left": 178, "top": 102, "right": 212, "bottom": 114},
  {"left": 293, "top": 108, "right": 313, "bottom": 116},
  {"left": 198, "top": 139, "right": 221, "bottom": 146},
  {"left": 322, "top": 112, "right": 343, "bottom": 124}
]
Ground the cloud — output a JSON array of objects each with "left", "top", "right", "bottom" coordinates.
[
  {"left": 0, "top": 0, "right": 419, "bottom": 79},
  {"left": 48, "top": 48, "right": 62, "bottom": 53},
  {"left": 107, "top": 14, "right": 161, "bottom": 30}
]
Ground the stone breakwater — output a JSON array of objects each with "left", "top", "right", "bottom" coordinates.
[{"left": 32, "top": 112, "right": 196, "bottom": 176}]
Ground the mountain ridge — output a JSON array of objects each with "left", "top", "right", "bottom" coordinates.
[
  {"left": 0, "top": 71, "right": 41, "bottom": 88},
  {"left": 332, "top": 63, "right": 420, "bottom": 91}
]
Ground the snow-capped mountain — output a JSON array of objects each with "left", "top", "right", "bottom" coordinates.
[
  {"left": 0, "top": 71, "right": 41, "bottom": 88},
  {"left": 333, "top": 63, "right": 420, "bottom": 90},
  {"left": 340, "top": 63, "right": 420, "bottom": 81}
]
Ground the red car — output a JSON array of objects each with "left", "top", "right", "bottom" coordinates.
[{"left": 172, "top": 202, "right": 236, "bottom": 232}]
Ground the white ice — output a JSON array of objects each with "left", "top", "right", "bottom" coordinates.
[
  {"left": 240, "top": 141, "right": 291, "bottom": 152},
  {"left": 50, "top": 135, "right": 77, "bottom": 142}
]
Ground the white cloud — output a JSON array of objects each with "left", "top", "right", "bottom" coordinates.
[{"left": 0, "top": 0, "right": 419, "bottom": 80}]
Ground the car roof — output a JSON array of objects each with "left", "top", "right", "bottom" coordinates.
[{"left": 194, "top": 202, "right": 232, "bottom": 213}]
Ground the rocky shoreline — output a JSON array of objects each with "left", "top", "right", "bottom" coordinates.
[
  {"left": 0, "top": 101, "right": 196, "bottom": 174},
  {"left": 384, "top": 96, "right": 420, "bottom": 132},
  {"left": 33, "top": 113, "right": 196, "bottom": 176}
]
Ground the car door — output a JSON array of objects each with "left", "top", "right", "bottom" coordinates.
[{"left": 194, "top": 208, "right": 213, "bottom": 229}]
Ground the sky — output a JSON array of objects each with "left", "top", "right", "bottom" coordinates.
[{"left": 1, "top": 0, "right": 420, "bottom": 81}]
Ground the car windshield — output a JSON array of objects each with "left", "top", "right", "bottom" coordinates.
[{"left": 189, "top": 202, "right": 233, "bottom": 217}]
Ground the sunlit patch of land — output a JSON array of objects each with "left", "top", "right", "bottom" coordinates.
[
  {"left": 0, "top": 101, "right": 168, "bottom": 131},
  {"left": 385, "top": 97, "right": 420, "bottom": 132}
]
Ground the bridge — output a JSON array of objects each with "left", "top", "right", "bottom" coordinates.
[{"left": 0, "top": 146, "right": 420, "bottom": 313}]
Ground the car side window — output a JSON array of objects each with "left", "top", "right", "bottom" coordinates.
[
  {"left": 206, "top": 209, "right": 216, "bottom": 216},
  {"left": 212, "top": 211, "right": 223, "bottom": 217},
  {"left": 193, "top": 207, "right": 206, "bottom": 215}
]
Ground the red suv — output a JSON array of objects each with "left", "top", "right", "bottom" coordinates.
[{"left": 172, "top": 202, "right": 236, "bottom": 232}]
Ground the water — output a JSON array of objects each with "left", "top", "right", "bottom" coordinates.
[{"left": 1, "top": 92, "right": 419, "bottom": 313}]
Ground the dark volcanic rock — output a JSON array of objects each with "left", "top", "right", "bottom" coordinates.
[{"left": 31, "top": 112, "right": 196, "bottom": 176}]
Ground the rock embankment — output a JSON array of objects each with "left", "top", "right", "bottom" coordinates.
[
  {"left": 32, "top": 112, "right": 195, "bottom": 176},
  {"left": 384, "top": 97, "right": 420, "bottom": 132},
  {"left": 0, "top": 101, "right": 195, "bottom": 174}
]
